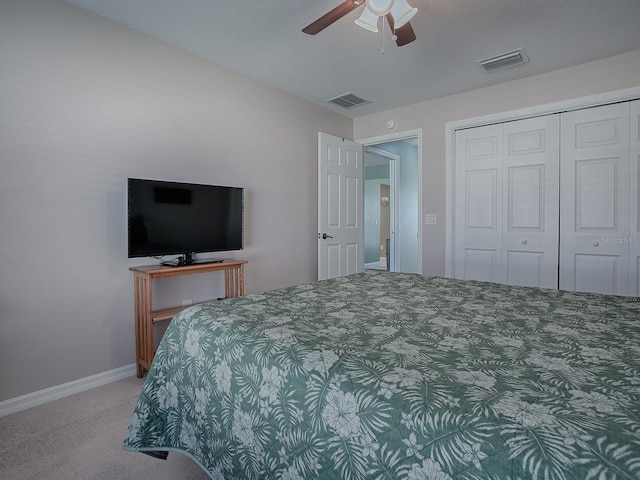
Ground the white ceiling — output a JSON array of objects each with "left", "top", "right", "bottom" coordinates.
[{"left": 64, "top": 0, "right": 640, "bottom": 118}]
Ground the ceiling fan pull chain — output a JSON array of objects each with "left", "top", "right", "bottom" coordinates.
[{"left": 381, "top": 15, "right": 386, "bottom": 54}]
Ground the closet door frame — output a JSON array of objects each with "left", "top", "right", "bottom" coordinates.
[{"left": 445, "top": 86, "right": 640, "bottom": 277}]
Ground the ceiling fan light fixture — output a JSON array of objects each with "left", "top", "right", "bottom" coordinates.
[
  {"left": 390, "top": 0, "right": 417, "bottom": 28},
  {"left": 303, "top": 0, "right": 417, "bottom": 47},
  {"left": 355, "top": 7, "right": 380, "bottom": 32},
  {"left": 355, "top": 0, "right": 417, "bottom": 33}
]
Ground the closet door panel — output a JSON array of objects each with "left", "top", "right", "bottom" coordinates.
[
  {"left": 574, "top": 254, "right": 624, "bottom": 295},
  {"left": 575, "top": 159, "right": 617, "bottom": 229},
  {"left": 502, "top": 115, "right": 560, "bottom": 288},
  {"left": 505, "top": 251, "right": 544, "bottom": 287},
  {"left": 630, "top": 100, "right": 640, "bottom": 296},
  {"left": 560, "top": 103, "right": 630, "bottom": 295},
  {"left": 454, "top": 124, "right": 502, "bottom": 282}
]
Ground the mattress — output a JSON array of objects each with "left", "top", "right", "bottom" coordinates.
[{"left": 124, "top": 271, "right": 640, "bottom": 479}]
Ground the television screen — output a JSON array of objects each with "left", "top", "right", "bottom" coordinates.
[{"left": 127, "top": 178, "right": 243, "bottom": 264}]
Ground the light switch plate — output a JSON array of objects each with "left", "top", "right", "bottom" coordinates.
[{"left": 425, "top": 214, "right": 437, "bottom": 225}]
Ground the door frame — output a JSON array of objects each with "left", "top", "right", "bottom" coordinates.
[
  {"left": 357, "top": 129, "right": 423, "bottom": 275},
  {"left": 445, "top": 85, "right": 640, "bottom": 277}
]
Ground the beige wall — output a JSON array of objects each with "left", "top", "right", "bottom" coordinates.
[
  {"left": 354, "top": 49, "right": 640, "bottom": 277},
  {"left": 0, "top": 0, "right": 351, "bottom": 401}
]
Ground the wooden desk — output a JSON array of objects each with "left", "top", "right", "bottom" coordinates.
[{"left": 130, "top": 260, "right": 247, "bottom": 377}]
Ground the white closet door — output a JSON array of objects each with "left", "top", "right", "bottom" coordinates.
[
  {"left": 454, "top": 116, "right": 559, "bottom": 286},
  {"left": 630, "top": 100, "right": 640, "bottom": 296},
  {"left": 454, "top": 124, "right": 502, "bottom": 282},
  {"left": 560, "top": 103, "right": 631, "bottom": 295},
  {"left": 501, "top": 115, "right": 560, "bottom": 288}
]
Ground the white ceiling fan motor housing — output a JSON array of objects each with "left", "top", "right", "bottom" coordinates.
[{"left": 367, "top": 0, "right": 394, "bottom": 15}]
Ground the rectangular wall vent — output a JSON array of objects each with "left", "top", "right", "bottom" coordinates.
[
  {"left": 477, "top": 48, "right": 529, "bottom": 73},
  {"left": 326, "top": 92, "right": 370, "bottom": 109}
]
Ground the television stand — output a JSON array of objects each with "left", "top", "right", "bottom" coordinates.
[{"left": 130, "top": 259, "right": 247, "bottom": 377}]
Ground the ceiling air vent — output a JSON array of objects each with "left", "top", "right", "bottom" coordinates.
[
  {"left": 326, "top": 92, "right": 370, "bottom": 109},
  {"left": 477, "top": 48, "right": 529, "bottom": 73}
]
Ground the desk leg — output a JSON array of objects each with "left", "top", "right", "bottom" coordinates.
[
  {"left": 224, "top": 265, "right": 245, "bottom": 298},
  {"left": 133, "top": 273, "right": 153, "bottom": 378}
]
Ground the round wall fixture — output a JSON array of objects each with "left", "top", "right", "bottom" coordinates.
[{"left": 386, "top": 119, "right": 397, "bottom": 130}]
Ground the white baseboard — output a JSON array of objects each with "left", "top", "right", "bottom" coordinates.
[{"left": 0, "top": 363, "right": 137, "bottom": 417}]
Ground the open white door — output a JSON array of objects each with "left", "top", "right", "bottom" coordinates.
[{"left": 318, "top": 132, "right": 364, "bottom": 280}]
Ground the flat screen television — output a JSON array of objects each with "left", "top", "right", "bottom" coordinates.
[{"left": 127, "top": 178, "right": 243, "bottom": 266}]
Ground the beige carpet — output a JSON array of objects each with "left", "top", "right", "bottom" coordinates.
[{"left": 0, "top": 376, "right": 210, "bottom": 479}]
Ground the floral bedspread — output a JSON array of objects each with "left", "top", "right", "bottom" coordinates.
[{"left": 124, "top": 271, "right": 640, "bottom": 480}]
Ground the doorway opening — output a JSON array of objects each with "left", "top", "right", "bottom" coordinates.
[
  {"left": 364, "top": 147, "right": 396, "bottom": 270},
  {"left": 361, "top": 134, "right": 421, "bottom": 274}
]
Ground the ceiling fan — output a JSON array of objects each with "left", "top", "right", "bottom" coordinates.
[{"left": 302, "top": 0, "right": 417, "bottom": 47}]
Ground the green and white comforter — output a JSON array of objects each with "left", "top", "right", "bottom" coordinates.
[{"left": 124, "top": 271, "right": 640, "bottom": 479}]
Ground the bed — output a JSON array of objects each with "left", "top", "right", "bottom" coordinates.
[{"left": 123, "top": 271, "right": 640, "bottom": 479}]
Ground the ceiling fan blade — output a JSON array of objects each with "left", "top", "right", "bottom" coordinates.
[
  {"left": 395, "top": 22, "right": 416, "bottom": 46},
  {"left": 302, "top": 1, "right": 363, "bottom": 35},
  {"left": 386, "top": 13, "right": 416, "bottom": 47}
]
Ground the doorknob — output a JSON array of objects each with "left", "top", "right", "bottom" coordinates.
[{"left": 322, "top": 233, "right": 333, "bottom": 239}]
